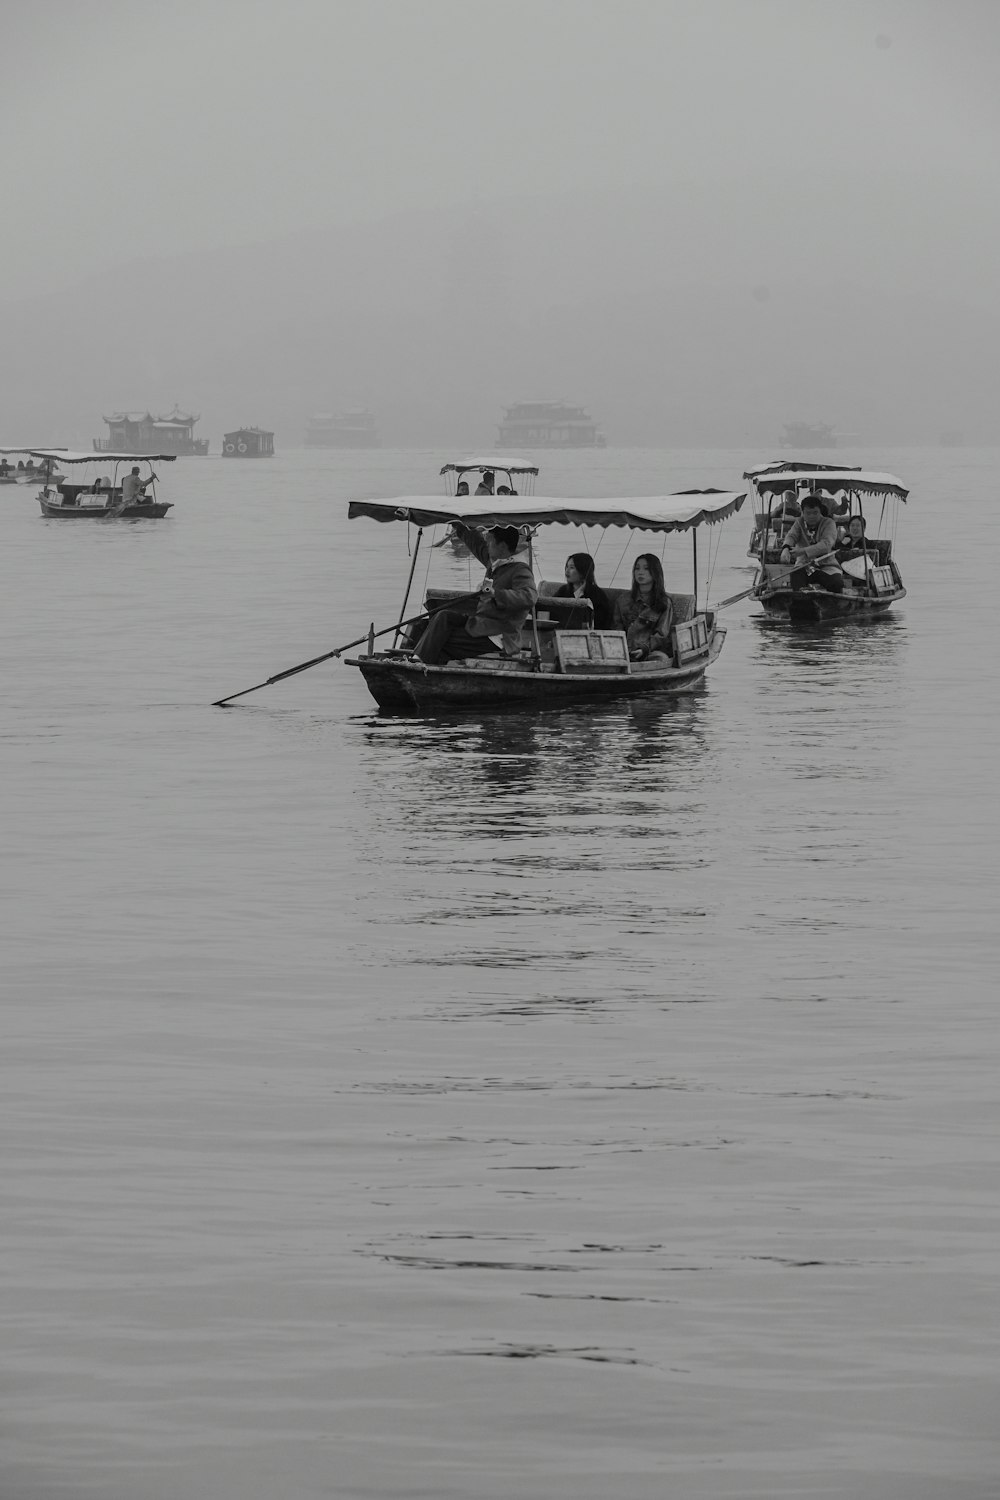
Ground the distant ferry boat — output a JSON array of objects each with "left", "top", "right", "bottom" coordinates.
[
  {"left": 222, "top": 426, "right": 274, "bottom": 457},
  {"left": 305, "top": 410, "right": 379, "bottom": 448},
  {"left": 94, "top": 407, "right": 209, "bottom": 456},
  {"left": 497, "top": 401, "right": 606, "bottom": 449},
  {"left": 781, "top": 421, "right": 836, "bottom": 449}
]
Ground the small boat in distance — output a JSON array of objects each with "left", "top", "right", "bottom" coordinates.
[
  {"left": 497, "top": 401, "right": 606, "bottom": 449},
  {"left": 438, "top": 457, "right": 539, "bottom": 555},
  {"left": 305, "top": 410, "right": 379, "bottom": 448},
  {"left": 780, "top": 420, "right": 837, "bottom": 448},
  {"left": 343, "top": 487, "right": 745, "bottom": 712},
  {"left": 440, "top": 457, "right": 539, "bottom": 496},
  {"left": 32, "top": 450, "right": 177, "bottom": 519},
  {"left": 746, "top": 463, "right": 908, "bottom": 622},
  {"left": 222, "top": 427, "right": 274, "bottom": 457}
]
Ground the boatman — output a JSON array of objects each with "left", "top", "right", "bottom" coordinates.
[
  {"left": 121, "top": 466, "right": 150, "bottom": 506},
  {"left": 779, "top": 492, "right": 844, "bottom": 593},
  {"left": 413, "top": 523, "right": 537, "bottom": 665}
]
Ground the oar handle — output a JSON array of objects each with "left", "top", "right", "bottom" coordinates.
[
  {"left": 712, "top": 551, "right": 837, "bottom": 611},
  {"left": 213, "top": 592, "right": 480, "bottom": 706}
]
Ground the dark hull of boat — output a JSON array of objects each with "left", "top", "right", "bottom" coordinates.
[
  {"left": 758, "top": 586, "right": 904, "bottom": 622},
  {"left": 39, "top": 498, "right": 173, "bottom": 519},
  {"left": 348, "top": 630, "right": 725, "bottom": 713}
]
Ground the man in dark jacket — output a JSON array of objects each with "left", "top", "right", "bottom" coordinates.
[
  {"left": 414, "top": 523, "right": 537, "bottom": 664},
  {"left": 779, "top": 493, "right": 844, "bottom": 592}
]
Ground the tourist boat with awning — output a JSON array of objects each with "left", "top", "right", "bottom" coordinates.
[
  {"left": 745, "top": 460, "right": 863, "bottom": 558},
  {"left": 31, "top": 450, "right": 177, "bottom": 518},
  {"left": 440, "top": 457, "right": 539, "bottom": 495},
  {"left": 343, "top": 488, "right": 745, "bottom": 711},
  {"left": 747, "top": 464, "right": 908, "bottom": 622},
  {"left": 0, "top": 448, "right": 66, "bottom": 486},
  {"left": 438, "top": 457, "right": 540, "bottom": 554}
]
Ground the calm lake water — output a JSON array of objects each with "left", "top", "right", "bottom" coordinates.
[{"left": 3, "top": 448, "right": 998, "bottom": 1500}]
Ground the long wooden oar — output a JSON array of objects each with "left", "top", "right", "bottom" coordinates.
[
  {"left": 212, "top": 593, "right": 480, "bottom": 707},
  {"left": 712, "top": 552, "right": 837, "bottom": 611}
]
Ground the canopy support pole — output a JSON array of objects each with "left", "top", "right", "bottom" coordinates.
[
  {"left": 692, "top": 532, "right": 698, "bottom": 609},
  {"left": 394, "top": 527, "right": 423, "bottom": 646}
]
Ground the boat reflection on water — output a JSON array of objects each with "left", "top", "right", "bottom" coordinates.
[{"left": 361, "top": 694, "right": 710, "bottom": 811}]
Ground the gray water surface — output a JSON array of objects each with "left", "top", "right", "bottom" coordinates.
[{"left": 4, "top": 448, "right": 998, "bottom": 1499}]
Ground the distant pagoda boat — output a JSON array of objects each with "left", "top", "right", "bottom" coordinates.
[
  {"left": 497, "top": 401, "right": 606, "bottom": 449},
  {"left": 222, "top": 426, "right": 274, "bottom": 458},
  {"left": 94, "top": 406, "right": 209, "bottom": 456},
  {"left": 780, "top": 421, "right": 836, "bottom": 449},
  {"left": 305, "top": 409, "right": 379, "bottom": 448}
]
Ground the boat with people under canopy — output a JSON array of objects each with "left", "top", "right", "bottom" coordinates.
[
  {"left": 29, "top": 450, "right": 177, "bottom": 518},
  {"left": 746, "top": 463, "right": 908, "bottom": 622},
  {"left": 0, "top": 448, "right": 66, "bottom": 487},
  {"left": 440, "top": 457, "right": 539, "bottom": 496},
  {"left": 744, "top": 460, "right": 863, "bottom": 559},
  {"left": 438, "top": 456, "right": 540, "bottom": 555},
  {"left": 343, "top": 488, "right": 745, "bottom": 711}
]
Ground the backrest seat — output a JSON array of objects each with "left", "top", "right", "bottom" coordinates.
[{"left": 539, "top": 582, "right": 697, "bottom": 624}]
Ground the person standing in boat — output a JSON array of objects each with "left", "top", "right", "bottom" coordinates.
[
  {"left": 413, "top": 523, "right": 536, "bottom": 665},
  {"left": 556, "top": 553, "right": 613, "bottom": 629},
  {"left": 612, "top": 554, "right": 675, "bottom": 660},
  {"left": 475, "top": 471, "right": 495, "bottom": 496},
  {"left": 779, "top": 493, "right": 844, "bottom": 592}
]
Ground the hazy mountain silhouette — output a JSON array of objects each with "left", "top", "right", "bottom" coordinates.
[{"left": 2, "top": 171, "right": 997, "bottom": 449}]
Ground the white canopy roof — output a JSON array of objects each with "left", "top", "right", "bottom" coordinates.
[
  {"left": 0, "top": 446, "right": 68, "bottom": 457},
  {"left": 439, "top": 457, "right": 539, "bottom": 476},
  {"left": 349, "top": 490, "right": 746, "bottom": 533},
  {"left": 744, "top": 459, "right": 862, "bottom": 479},
  {"left": 18, "top": 449, "right": 178, "bottom": 464},
  {"left": 750, "top": 469, "right": 908, "bottom": 500}
]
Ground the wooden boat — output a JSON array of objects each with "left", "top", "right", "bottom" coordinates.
[
  {"left": 744, "top": 461, "right": 862, "bottom": 559},
  {"left": 0, "top": 449, "right": 65, "bottom": 486},
  {"left": 440, "top": 456, "right": 539, "bottom": 496},
  {"left": 745, "top": 465, "right": 909, "bottom": 622},
  {"left": 781, "top": 420, "right": 837, "bottom": 448},
  {"left": 344, "top": 489, "right": 745, "bottom": 712},
  {"left": 438, "top": 457, "right": 539, "bottom": 555},
  {"left": 28, "top": 449, "right": 177, "bottom": 518}
]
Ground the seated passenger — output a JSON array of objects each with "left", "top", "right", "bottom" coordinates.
[
  {"left": 836, "top": 514, "right": 868, "bottom": 562},
  {"left": 612, "top": 554, "right": 675, "bottom": 660},
  {"left": 768, "top": 488, "right": 800, "bottom": 536},
  {"left": 779, "top": 493, "right": 844, "bottom": 593},
  {"left": 555, "top": 552, "right": 613, "bottom": 629},
  {"left": 413, "top": 523, "right": 537, "bottom": 665},
  {"left": 455, "top": 480, "right": 470, "bottom": 496},
  {"left": 475, "top": 470, "right": 495, "bottom": 496},
  {"left": 496, "top": 484, "right": 512, "bottom": 495}
]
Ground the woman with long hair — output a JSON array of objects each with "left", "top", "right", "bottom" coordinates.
[
  {"left": 555, "top": 552, "right": 612, "bottom": 629},
  {"left": 612, "top": 553, "right": 674, "bottom": 660}
]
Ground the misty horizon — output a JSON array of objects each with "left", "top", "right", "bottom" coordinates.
[{"left": 4, "top": 0, "right": 998, "bottom": 449}]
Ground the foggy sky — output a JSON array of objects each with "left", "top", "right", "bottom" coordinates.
[{"left": 4, "top": 0, "right": 999, "bottom": 446}]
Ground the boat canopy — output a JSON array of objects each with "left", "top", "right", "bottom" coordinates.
[
  {"left": 744, "top": 460, "right": 862, "bottom": 479},
  {"left": 0, "top": 446, "right": 68, "bottom": 456},
  {"left": 19, "top": 449, "right": 179, "bottom": 464},
  {"left": 439, "top": 457, "right": 539, "bottom": 476},
  {"left": 350, "top": 489, "right": 746, "bottom": 533},
  {"left": 749, "top": 469, "right": 908, "bottom": 501}
]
